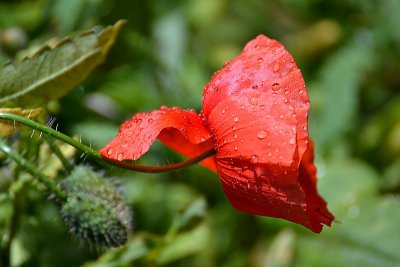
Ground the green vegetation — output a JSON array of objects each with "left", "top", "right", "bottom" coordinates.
[{"left": 1, "top": 0, "right": 400, "bottom": 266}]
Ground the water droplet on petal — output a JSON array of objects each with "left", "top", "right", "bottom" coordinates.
[
  {"left": 279, "top": 114, "right": 285, "bottom": 119},
  {"left": 241, "top": 105, "right": 245, "bottom": 110},
  {"left": 291, "top": 113, "right": 297, "bottom": 118},
  {"left": 233, "top": 133, "right": 238, "bottom": 139},
  {"left": 107, "top": 148, "right": 113, "bottom": 155},
  {"left": 252, "top": 84, "right": 259, "bottom": 89},
  {"left": 127, "top": 131, "right": 133, "bottom": 137},
  {"left": 250, "top": 96, "right": 258, "bottom": 105},
  {"left": 257, "top": 130, "right": 268, "bottom": 140},
  {"left": 148, "top": 118, "right": 153, "bottom": 123},
  {"left": 200, "top": 136, "right": 206, "bottom": 142},
  {"left": 232, "top": 125, "right": 236, "bottom": 131},
  {"left": 117, "top": 153, "right": 124, "bottom": 161},
  {"left": 260, "top": 105, "right": 265, "bottom": 110},
  {"left": 234, "top": 146, "right": 238, "bottom": 151},
  {"left": 284, "top": 98, "right": 288, "bottom": 103},
  {"left": 298, "top": 89, "right": 304, "bottom": 94},
  {"left": 250, "top": 155, "right": 258, "bottom": 164},
  {"left": 221, "top": 108, "right": 226, "bottom": 114},
  {"left": 303, "top": 126, "right": 307, "bottom": 131},
  {"left": 233, "top": 116, "right": 239, "bottom": 123},
  {"left": 268, "top": 151, "right": 272, "bottom": 157},
  {"left": 255, "top": 44, "right": 260, "bottom": 49},
  {"left": 273, "top": 63, "right": 280, "bottom": 72},
  {"left": 288, "top": 105, "right": 294, "bottom": 111},
  {"left": 272, "top": 83, "right": 281, "bottom": 91},
  {"left": 289, "top": 138, "right": 296, "bottom": 145},
  {"left": 257, "top": 57, "right": 264, "bottom": 63},
  {"left": 160, "top": 105, "right": 168, "bottom": 110}
]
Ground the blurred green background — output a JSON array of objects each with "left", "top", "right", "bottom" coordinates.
[{"left": 1, "top": 0, "right": 400, "bottom": 266}]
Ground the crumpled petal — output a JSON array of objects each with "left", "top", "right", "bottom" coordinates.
[
  {"left": 202, "top": 34, "right": 306, "bottom": 124},
  {"left": 204, "top": 35, "right": 334, "bottom": 232},
  {"left": 100, "top": 106, "right": 214, "bottom": 164}
]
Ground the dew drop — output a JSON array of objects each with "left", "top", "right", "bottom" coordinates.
[
  {"left": 107, "top": 148, "right": 113, "bottom": 155},
  {"left": 272, "top": 83, "right": 280, "bottom": 91},
  {"left": 284, "top": 98, "right": 288, "bottom": 103},
  {"left": 148, "top": 118, "right": 153, "bottom": 123},
  {"left": 273, "top": 63, "right": 280, "bottom": 72},
  {"left": 250, "top": 96, "right": 258, "bottom": 105},
  {"left": 117, "top": 153, "right": 124, "bottom": 161},
  {"left": 221, "top": 108, "right": 226, "bottom": 114},
  {"left": 291, "top": 113, "right": 297, "bottom": 118},
  {"left": 233, "top": 116, "right": 239, "bottom": 123},
  {"left": 268, "top": 151, "right": 272, "bottom": 157},
  {"left": 160, "top": 105, "right": 168, "bottom": 110},
  {"left": 233, "top": 133, "right": 238, "bottom": 139},
  {"left": 257, "top": 57, "right": 264, "bottom": 63},
  {"left": 250, "top": 155, "right": 258, "bottom": 164},
  {"left": 288, "top": 105, "right": 294, "bottom": 111},
  {"left": 303, "top": 126, "right": 307, "bottom": 131},
  {"left": 232, "top": 125, "right": 236, "bottom": 131},
  {"left": 260, "top": 105, "right": 265, "bottom": 110},
  {"left": 279, "top": 114, "right": 285, "bottom": 119},
  {"left": 127, "top": 131, "right": 133, "bottom": 137},
  {"left": 241, "top": 105, "right": 245, "bottom": 110},
  {"left": 234, "top": 146, "right": 238, "bottom": 151},
  {"left": 298, "top": 89, "right": 304, "bottom": 94},
  {"left": 252, "top": 84, "right": 258, "bottom": 89},
  {"left": 289, "top": 138, "right": 296, "bottom": 145},
  {"left": 255, "top": 44, "right": 260, "bottom": 49},
  {"left": 200, "top": 136, "right": 206, "bottom": 142},
  {"left": 257, "top": 130, "right": 268, "bottom": 140}
]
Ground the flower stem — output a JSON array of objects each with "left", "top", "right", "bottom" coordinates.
[
  {"left": 0, "top": 141, "right": 68, "bottom": 201},
  {"left": 102, "top": 149, "right": 216, "bottom": 173},
  {"left": 0, "top": 111, "right": 105, "bottom": 165},
  {"left": 0, "top": 112, "right": 216, "bottom": 173}
]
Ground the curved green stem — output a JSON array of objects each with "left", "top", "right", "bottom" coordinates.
[
  {"left": 0, "top": 141, "right": 67, "bottom": 200},
  {"left": 0, "top": 111, "right": 104, "bottom": 164},
  {"left": 0, "top": 112, "right": 216, "bottom": 173},
  {"left": 103, "top": 149, "right": 216, "bottom": 173}
]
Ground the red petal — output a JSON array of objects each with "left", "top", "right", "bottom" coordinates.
[
  {"left": 206, "top": 84, "right": 333, "bottom": 233},
  {"left": 202, "top": 35, "right": 305, "bottom": 123},
  {"left": 100, "top": 107, "right": 214, "bottom": 166},
  {"left": 298, "top": 139, "right": 335, "bottom": 232}
]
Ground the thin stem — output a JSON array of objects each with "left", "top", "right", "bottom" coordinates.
[
  {"left": 103, "top": 149, "right": 216, "bottom": 173},
  {"left": 0, "top": 112, "right": 216, "bottom": 173},
  {"left": 43, "top": 135, "right": 73, "bottom": 172},
  {"left": 0, "top": 112, "right": 104, "bottom": 164},
  {"left": 0, "top": 141, "right": 67, "bottom": 201}
]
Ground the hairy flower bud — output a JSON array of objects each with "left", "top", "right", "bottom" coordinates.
[{"left": 58, "top": 166, "right": 132, "bottom": 248}]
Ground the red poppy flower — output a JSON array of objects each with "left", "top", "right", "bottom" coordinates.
[{"left": 100, "top": 35, "right": 334, "bottom": 233}]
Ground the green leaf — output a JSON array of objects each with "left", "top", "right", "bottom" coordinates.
[{"left": 0, "top": 20, "right": 126, "bottom": 108}]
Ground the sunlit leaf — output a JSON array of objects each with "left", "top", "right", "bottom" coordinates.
[
  {"left": 0, "top": 20, "right": 126, "bottom": 108},
  {"left": 0, "top": 107, "right": 42, "bottom": 136}
]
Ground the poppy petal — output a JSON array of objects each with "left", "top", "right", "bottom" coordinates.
[
  {"left": 207, "top": 92, "right": 333, "bottom": 232},
  {"left": 100, "top": 106, "right": 214, "bottom": 165},
  {"left": 202, "top": 34, "right": 306, "bottom": 125}
]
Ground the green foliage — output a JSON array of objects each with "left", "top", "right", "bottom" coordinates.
[
  {"left": 0, "top": 20, "right": 125, "bottom": 108},
  {"left": 1, "top": 0, "right": 400, "bottom": 267}
]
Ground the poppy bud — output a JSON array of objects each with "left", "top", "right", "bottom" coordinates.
[{"left": 58, "top": 166, "right": 132, "bottom": 248}]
